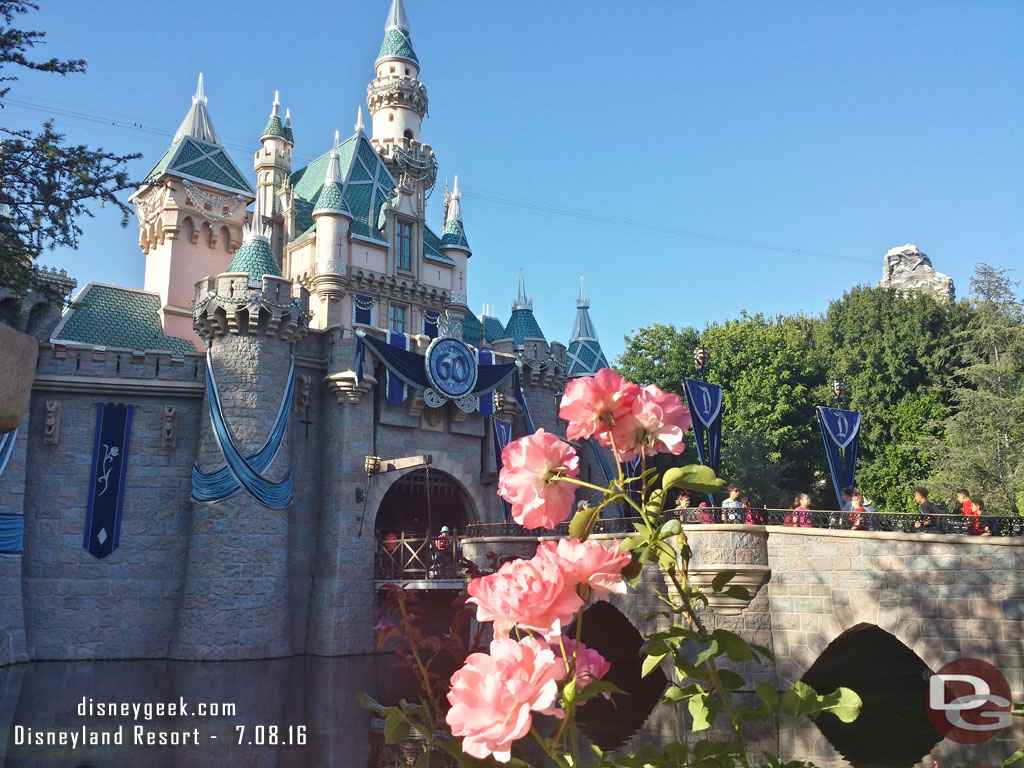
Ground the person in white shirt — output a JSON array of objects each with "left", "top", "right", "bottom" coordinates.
[{"left": 721, "top": 484, "right": 742, "bottom": 523}]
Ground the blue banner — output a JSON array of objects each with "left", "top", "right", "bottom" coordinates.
[
  {"left": 817, "top": 406, "right": 861, "bottom": 508},
  {"left": 479, "top": 350, "right": 495, "bottom": 418},
  {"left": 387, "top": 331, "right": 409, "bottom": 406},
  {"left": 0, "top": 514, "right": 23, "bottom": 554},
  {"left": 0, "top": 427, "right": 17, "bottom": 480},
  {"left": 83, "top": 403, "right": 133, "bottom": 559},
  {"left": 683, "top": 378, "right": 723, "bottom": 503},
  {"left": 192, "top": 351, "right": 295, "bottom": 509},
  {"left": 512, "top": 368, "right": 535, "bottom": 434},
  {"left": 492, "top": 418, "right": 513, "bottom": 521}
]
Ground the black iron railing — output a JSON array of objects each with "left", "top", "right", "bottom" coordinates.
[
  {"left": 464, "top": 508, "right": 1023, "bottom": 539},
  {"left": 375, "top": 532, "right": 461, "bottom": 581}
]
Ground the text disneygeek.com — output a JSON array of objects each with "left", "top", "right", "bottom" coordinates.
[{"left": 12, "top": 697, "right": 308, "bottom": 749}]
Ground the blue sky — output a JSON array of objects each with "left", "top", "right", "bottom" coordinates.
[{"left": 6, "top": 1, "right": 1023, "bottom": 362}]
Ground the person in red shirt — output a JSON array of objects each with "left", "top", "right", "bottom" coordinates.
[{"left": 958, "top": 489, "right": 981, "bottom": 535}]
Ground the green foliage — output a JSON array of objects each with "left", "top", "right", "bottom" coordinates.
[
  {"left": 0, "top": 1, "right": 139, "bottom": 300},
  {"left": 927, "top": 265, "right": 1024, "bottom": 514}
]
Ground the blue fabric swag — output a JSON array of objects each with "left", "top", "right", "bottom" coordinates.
[
  {"left": 191, "top": 351, "right": 295, "bottom": 509},
  {"left": 816, "top": 406, "right": 861, "bottom": 508}
]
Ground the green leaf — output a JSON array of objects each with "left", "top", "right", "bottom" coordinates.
[
  {"left": 688, "top": 692, "right": 714, "bottom": 731},
  {"left": 750, "top": 643, "right": 775, "bottom": 661},
  {"left": 1003, "top": 747, "right": 1024, "bottom": 767},
  {"left": 577, "top": 679, "right": 624, "bottom": 704},
  {"left": 622, "top": 548, "right": 646, "bottom": 580},
  {"left": 755, "top": 681, "right": 778, "bottom": 709},
  {"left": 642, "top": 652, "right": 666, "bottom": 678},
  {"left": 659, "top": 518, "right": 682, "bottom": 538},
  {"left": 725, "top": 584, "right": 752, "bottom": 601},
  {"left": 383, "top": 708, "right": 410, "bottom": 744},
  {"left": 663, "top": 742, "right": 691, "bottom": 764},
  {"left": 711, "top": 570, "right": 737, "bottom": 593},
  {"left": 679, "top": 637, "right": 719, "bottom": 667},
  {"left": 664, "top": 683, "right": 703, "bottom": 702},
  {"left": 781, "top": 681, "right": 862, "bottom": 723},
  {"left": 662, "top": 464, "right": 726, "bottom": 495},
  {"left": 414, "top": 752, "right": 431, "bottom": 768},
  {"left": 818, "top": 686, "right": 863, "bottom": 723},
  {"left": 356, "top": 693, "right": 388, "bottom": 714},
  {"left": 716, "top": 668, "right": 746, "bottom": 690},
  {"left": 712, "top": 629, "right": 755, "bottom": 662},
  {"left": 569, "top": 502, "right": 602, "bottom": 542}
]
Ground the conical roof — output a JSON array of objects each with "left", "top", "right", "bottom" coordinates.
[
  {"left": 440, "top": 176, "right": 470, "bottom": 253},
  {"left": 227, "top": 194, "right": 280, "bottom": 282},
  {"left": 283, "top": 108, "right": 294, "bottom": 145},
  {"left": 502, "top": 270, "right": 546, "bottom": 343},
  {"left": 566, "top": 276, "right": 609, "bottom": 377},
  {"left": 377, "top": 0, "right": 418, "bottom": 65},
  {"left": 137, "top": 74, "right": 254, "bottom": 198},
  {"left": 261, "top": 91, "right": 286, "bottom": 141},
  {"left": 313, "top": 131, "right": 352, "bottom": 218}
]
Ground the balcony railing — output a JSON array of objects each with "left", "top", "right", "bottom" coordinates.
[
  {"left": 375, "top": 532, "right": 461, "bottom": 581},
  {"left": 463, "top": 508, "right": 1023, "bottom": 539}
]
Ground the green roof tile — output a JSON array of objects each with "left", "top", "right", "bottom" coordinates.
[
  {"left": 567, "top": 339, "right": 609, "bottom": 378},
  {"left": 262, "top": 115, "right": 285, "bottom": 139},
  {"left": 423, "top": 227, "right": 455, "bottom": 265},
  {"left": 142, "top": 137, "right": 254, "bottom": 195},
  {"left": 440, "top": 218, "right": 470, "bottom": 251},
  {"left": 54, "top": 284, "right": 196, "bottom": 355},
  {"left": 461, "top": 313, "right": 483, "bottom": 344},
  {"left": 377, "top": 28, "right": 418, "bottom": 64},
  {"left": 227, "top": 238, "right": 281, "bottom": 282},
  {"left": 504, "top": 308, "right": 546, "bottom": 344}
]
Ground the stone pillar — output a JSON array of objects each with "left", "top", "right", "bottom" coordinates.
[{"left": 171, "top": 275, "right": 308, "bottom": 660}]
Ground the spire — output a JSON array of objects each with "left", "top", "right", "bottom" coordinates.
[
  {"left": 261, "top": 90, "right": 285, "bottom": 141},
  {"left": 354, "top": 106, "right": 365, "bottom": 136},
  {"left": 441, "top": 175, "right": 471, "bottom": 253},
  {"left": 377, "top": 0, "right": 418, "bottom": 65},
  {"left": 228, "top": 192, "right": 280, "bottom": 281},
  {"left": 283, "top": 108, "right": 294, "bottom": 145},
  {"left": 173, "top": 73, "right": 221, "bottom": 144},
  {"left": 513, "top": 269, "right": 532, "bottom": 311},
  {"left": 385, "top": 0, "right": 409, "bottom": 31},
  {"left": 313, "top": 131, "right": 351, "bottom": 218},
  {"left": 567, "top": 274, "right": 609, "bottom": 377}
]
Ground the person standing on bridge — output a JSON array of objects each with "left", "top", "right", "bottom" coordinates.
[
  {"left": 958, "top": 489, "right": 981, "bottom": 535},
  {"left": 794, "top": 493, "right": 813, "bottom": 527},
  {"left": 721, "top": 484, "right": 743, "bottom": 523},
  {"left": 913, "top": 487, "right": 941, "bottom": 532}
]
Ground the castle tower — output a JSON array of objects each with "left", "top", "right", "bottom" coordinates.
[
  {"left": 494, "top": 270, "right": 550, "bottom": 361},
  {"left": 367, "top": 0, "right": 437, "bottom": 211},
  {"left": 440, "top": 175, "right": 471, "bottom": 326},
  {"left": 255, "top": 91, "right": 293, "bottom": 260},
  {"left": 130, "top": 74, "right": 255, "bottom": 348},
  {"left": 172, "top": 194, "right": 309, "bottom": 660},
  {"left": 566, "top": 276, "right": 610, "bottom": 377},
  {"left": 311, "top": 131, "right": 354, "bottom": 330}
]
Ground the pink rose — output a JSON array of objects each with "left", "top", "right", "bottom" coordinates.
[
  {"left": 447, "top": 635, "right": 565, "bottom": 762},
  {"left": 535, "top": 538, "right": 631, "bottom": 600},
  {"left": 613, "top": 384, "right": 692, "bottom": 461},
  {"left": 559, "top": 368, "right": 639, "bottom": 445},
  {"left": 559, "top": 637, "right": 612, "bottom": 701},
  {"left": 497, "top": 428, "right": 580, "bottom": 529},
  {"left": 467, "top": 556, "right": 583, "bottom": 639}
]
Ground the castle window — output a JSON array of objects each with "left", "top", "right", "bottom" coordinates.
[
  {"left": 405, "top": 68, "right": 410, "bottom": 75},
  {"left": 389, "top": 304, "right": 406, "bottom": 333},
  {"left": 390, "top": 66, "right": 395, "bottom": 74},
  {"left": 353, "top": 294, "right": 375, "bottom": 326},
  {"left": 423, "top": 310, "right": 440, "bottom": 339},
  {"left": 403, "top": 129, "right": 413, "bottom": 141},
  {"left": 389, "top": 114, "right": 394, "bottom": 122},
  {"left": 397, "top": 220, "right": 412, "bottom": 271}
]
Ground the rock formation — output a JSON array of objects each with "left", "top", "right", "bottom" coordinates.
[{"left": 878, "top": 244, "right": 955, "bottom": 301}]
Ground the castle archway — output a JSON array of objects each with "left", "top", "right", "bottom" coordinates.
[
  {"left": 800, "top": 623, "right": 940, "bottom": 765},
  {"left": 373, "top": 468, "right": 472, "bottom": 537}
]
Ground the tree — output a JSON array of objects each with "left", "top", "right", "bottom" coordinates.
[
  {"left": 928, "top": 265, "right": 1024, "bottom": 514},
  {"left": 820, "top": 285, "right": 970, "bottom": 508},
  {"left": 615, "top": 322, "right": 700, "bottom": 396},
  {"left": 0, "top": 1, "right": 138, "bottom": 300}
]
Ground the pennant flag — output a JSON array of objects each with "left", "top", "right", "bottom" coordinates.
[
  {"left": 84, "top": 403, "right": 133, "bottom": 559},
  {"left": 682, "top": 378, "right": 724, "bottom": 503},
  {"left": 816, "top": 406, "right": 861, "bottom": 508},
  {"left": 492, "top": 418, "right": 513, "bottom": 521},
  {"left": 387, "top": 330, "right": 409, "bottom": 406}
]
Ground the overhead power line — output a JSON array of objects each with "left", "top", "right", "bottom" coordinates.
[{"left": 5, "top": 96, "right": 874, "bottom": 266}]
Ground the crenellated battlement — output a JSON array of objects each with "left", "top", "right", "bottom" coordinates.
[{"left": 192, "top": 273, "right": 310, "bottom": 345}]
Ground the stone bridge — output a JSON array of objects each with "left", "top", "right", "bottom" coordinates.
[{"left": 462, "top": 524, "right": 1024, "bottom": 700}]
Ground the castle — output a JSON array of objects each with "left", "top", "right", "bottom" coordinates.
[{"left": 0, "top": 0, "right": 614, "bottom": 664}]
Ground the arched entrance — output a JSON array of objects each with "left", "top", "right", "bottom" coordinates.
[
  {"left": 801, "top": 623, "right": 940, "bottom": 765},
  {"left": 374, "top": 468, "right": 471, "bottom": 537}
]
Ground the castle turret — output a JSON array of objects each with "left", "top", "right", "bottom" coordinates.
[
  {"left": 494, "top": 270, "right": 549, "bottom": 361},
  {"left": 566, "top": 275, "right": 610, "bottom": 377},
  {"left": 367, "top": 0, "right": 437, "bottom": 208},
  {"left": 255, "top": 91, "right": 293, "bottom": 261},
  {"left": 176, "top": 188, "right": 310, "bottom": 660},
  {"left": 311, "top": 131, "right": 354, "bottom": 329},
  {"left": 130, "top": 74, "right": 254, "bottom": 348},
  {"left": 440, "top": 175, "right": 471, "bottom": 327}
]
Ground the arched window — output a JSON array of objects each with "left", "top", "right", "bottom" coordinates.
[{"left": 403, "top": 129, "right": 414, "bottom": 141}]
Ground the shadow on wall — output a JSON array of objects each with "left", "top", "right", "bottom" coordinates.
[
  {"left": 801, "top": 623, "right": 941, "bottom": 768},
  {"left": 571, "top": 601, "right": 668, "bottom": 752}
]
